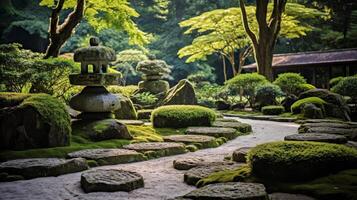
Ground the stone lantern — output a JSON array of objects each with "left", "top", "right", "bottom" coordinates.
[{"left": 69, "top": 37, "right": 121, "bottom": 119}]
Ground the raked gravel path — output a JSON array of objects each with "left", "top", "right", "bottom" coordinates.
[{"left": 0, "top": 117, "right": 299, "bottom": 200}]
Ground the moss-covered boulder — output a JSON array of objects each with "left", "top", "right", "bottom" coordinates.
[
  {"left": 138, "top": 80, "right": 170, "bottom": 94},
  {"left": 302, "top": 103, "right": 324, "bottom": 119},
  {"left": 261, "top": 105, "right": 285, "bottom": 115},
  {"left": 114, "top": 94, "right": 137, "bottom": 120},
  {"left": 298, "top": 89, "right": 351, "bottom": 120},
  {"left": 77, "top": 119, "right": 133, "bottom": 141},
  {"left": 247, "top": 141, "right": 357, "bottom": 181},
  {"left": 123, "top": 142, "right": 187, "bottom": 158},
  {"left": 151, "top": 105, "right": 216, "bottom": 128},
  {"left": 0, "top": 93, "right": 71, "bottom": 150},
  {"left": 186, "top": 127, "right": 238, "bottom": 140},
  {"left": 291, "top": 97, "right": 326, "bottom": 114},
  {"left": 212, "top": 121, "right": 252, "bottom": 134},
  {"left": 161, "top": 79, "right": 197, "bottom": 105}
]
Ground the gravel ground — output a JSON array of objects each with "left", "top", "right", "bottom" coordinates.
[{"left": 0, "top": 117, "right": 299, "bottom": 200}]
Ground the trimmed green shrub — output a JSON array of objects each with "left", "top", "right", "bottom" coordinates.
[
  {"left": 331, "top": 76, "right": 357, "bottom": 100},
  {"left": 329, "top": 76, "right": 344, "bottom": 88},
  {"left": 255, "top": 84, "right": 284, "bottom": 108},
  {"left": 273, "top": 73, "right": 307, "bottom": 95},
  {"left": 151, "top": 105, "right": 216, "bottom": 128},
  {"left": 291, "top": 97, "right": 326, "bottom": 114},
  {"left": 226, "top": 73, "right": 268, "bottom": 107},
  {"left": 261, "top": 105, "right": 285, "bottom": 115},
  {"left": 107, "top": 85, "right": 138, "bottom": 97},
  {"left": 247, "top": 141, "right": 357, "bottom": 181}
]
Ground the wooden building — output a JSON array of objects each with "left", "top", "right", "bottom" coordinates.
[{"left": 242, "top": 49, "right": 357, "bottom": 88}]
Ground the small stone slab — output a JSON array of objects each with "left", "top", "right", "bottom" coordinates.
[
  {"left": 212, "top": 121, "right": 252, "bottom": 133},
  {"left": 215, "top": 118, "right": 240, "bottom": 122},
  {"left": 285, "top": 133, "right": 348, "bottom": 144},
  {"left": 117, "top": 120, "right": 145, "bottom": 126},
  {"left": 67, "top": 149, "right": 146, "bottom": 166},
  {"left": 81, "top": 169, "right": 144, "bottom": 193},
  {"left": 269, "top": 193, "right": 316, "bottom": 200},
  {"left": 163, "top": 135, "right": 217, "bottom": 149},
  {"left": 0, "top": 158, "right": 88, "bottom": 180},
  {"left": 123, "top": 142, "right": 187, "bottom": 157},
  {"left": 232, "top": 147, "right": 252, "bottom": 163},
  {"left": 186, "top": 127, "right": 238, "bottom": 140},
  {"left": 173, "top": 158, "right": 234, "bottom": 170},
  {"left": 184, "top": 163, "right": 242, "bottom": 185},
  {"left": 299, "top": 127, "right": 357, "bottom": 141},
  {"left": 183, "top": 182, "right": 268, "bottom": 200}
]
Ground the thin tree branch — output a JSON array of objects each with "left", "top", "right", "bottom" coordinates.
[{"left": 239, "top": 0, "right": 258, "bottom": 48}]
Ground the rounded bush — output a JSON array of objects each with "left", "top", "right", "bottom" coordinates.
[
  {"left": 291, "top": 97, "right": 326, "bottom": 114},
  {"left": 297, "top": 83, "right": 316, "bottom": 94},
  {"left": 151, "top": 105, "right": 216, "bottom": 128},
  {"left": 331, "top": 76, "right": 357, "bottom": 99},
  {"left": 329, "top": 76, "right": 344, "bottom": 88},
  {"left": 255, "top": 84, "right": 284, "bottom": 107},
  {"left": 273, "top": 73, "right": 307, "bottom": 95},
  {"left": 261, "top": 105, "right": 285, "bottom": 115},
  {"left": 247, "top": 141, "right": 357, "bottom": 181}
]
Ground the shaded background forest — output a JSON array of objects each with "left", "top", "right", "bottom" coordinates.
[{"left": 1, "top": 0, "right": 357, "bottom": 84}]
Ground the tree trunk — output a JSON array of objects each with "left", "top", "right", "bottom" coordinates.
[
  {"left": 221, "top": 54, "right": 227, "bottom": 82},
  {"left": 254, "top": 42, "right": 274, "bottom": 81},
  {"left": 44, "top": 0, "right": 85, "bottom": 58}
]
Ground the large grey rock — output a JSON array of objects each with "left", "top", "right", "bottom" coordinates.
[
  {"left": 69, "top": 86, "right": 120, "bottom": 112},
  {"left": 163, "top": 135, "right": 218, "bottom": 149},
  {"left": 67, "top": 149, "right": 145, "bottom": 166},
  {"left": 81, "top": 169, "right": 144, "bottom": 193},
  {"left": 79, "top": 119, "right": 132, "bottom": 141},
  {"left": 162, "top": 79, "right": 197, "bottom": 105},
  {"left": 285, "top": 133, "right": 348, "bottom": 144},
  {"left": 138, "top": 80, "right": 169, "bottom": 94},
  {"left": 298, "top": 123, "right": 357, "bottom": 141},
  {"left": 123, "top": 142, "right": 187, "bottom": 157},
  {"left": 184, "top": 163, "right": 242, "bottom": 185},
  {"left": 232, "top": 147, "right": 252, "bottom": 163},
  {"left": 299, "top": 89, "right": 351, "bottom": 121},
  {"left": 0, "top": 158, "right": 88, "bottom": 180},
  {"left": 186, "top": 127, "right": 238, "bottom": 140},
  {"left": 212, "top": 121, "right": 252, "bottom": 133},
  {"left": 269, "top": 193, "right": 316, "bottom": 200},
  {"left": 183, "top": 182, "right": 268, "bottom": 200},
  {"left": 114, "top": 94, "right": 137, "bottom": 120}
]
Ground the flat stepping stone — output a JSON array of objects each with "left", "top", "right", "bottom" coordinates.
[
  {"left": 0, "top": 158, "right": 88, "bottom": 180},
  {"left": 123, "top": 142, "right": 187, "bottom": 157},
  {"left": 163, "top": 135, "right": 217, "bottom": 149},
  {"left": 182, "top": 182, "right": 268, "bottom": 200},
  {"left": 232, "top": 147, "right": 252, "bottom": 163},
  {"left": 173, "top": 158, "right": 235, "bottom": 170},
  {"left": 117, "top": 120, "right": 145, "bottom": 126},
  {"left": 81, "top": 169, "right": 144, "bottom": 193},
  {"left": 269, "top": 193, "right": 316, "bottom": 200},
  {"left": 67, "top": 149, "right": 146, "bottom": 166},
  {"left": 186, "top": 127, "right": 238, "bottom": 140},
  {"left": 285, "top": 133, "right": 348, "bottom": 144},
  {"left": 298, "top": 127, "right": 357, "bottom": 141},
  {"left": 184, "top": 163, "right": 242, "bottom": 185},
  {"left": 212, "top": 121, "right": 252, "bottom": 133}
]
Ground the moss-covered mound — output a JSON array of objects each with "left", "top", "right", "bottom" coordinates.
[
  {"left": 151, "top": 105, "right": 216, "bottom": 128},
  {"left": 0, "top": 93, "right": 71, "bottom": 150},
  {"left": 261, "top": 106, "right": 285, "bottom": 115},
  {"left": 291, "top": 97, "right": 326, "bottom": 114},
  {"left": 247, "top": 141, "right": 357, "bottom": 181}
]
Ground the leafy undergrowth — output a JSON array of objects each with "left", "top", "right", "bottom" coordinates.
[{"left": 0, "top": 124, "right": 185, "bottom": 161}]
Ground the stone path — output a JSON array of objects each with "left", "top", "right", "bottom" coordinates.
[{"left": 0, "top": 117, "right": 299, "bottom": 200}]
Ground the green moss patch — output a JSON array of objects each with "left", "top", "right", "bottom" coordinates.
[
  {"left": 291, "top": 97, "right": 326, "bottom": 114},
  {"left": 261, "top": 105, "right": 285, "bottom": 115},
  {"left": 196, "top": 165, "right": 252, "bottom": 187},
  {"left": 247, "top": 141, "right": 357, "bottom": 181},
  {"left": 0, "top": 92, "right": 31, "bottom": 107},
  {"left": 152, "top": 105, "right": 216, "bottom": 128},
  {"left": 127, "top": 125, "right": 163, "bottom": 143}
]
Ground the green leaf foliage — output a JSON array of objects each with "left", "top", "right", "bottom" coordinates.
[
  {"left": 331, "top": 76, "right": 357, "bottom": 99},
  {"left": 273, "top": 72, "right": 307, "bottom": 95},
  {"left": 261, "top": 105, "right": 285, "bottom": 115}
]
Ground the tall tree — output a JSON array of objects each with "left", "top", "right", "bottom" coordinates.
[
  {"left": 239, "top": 0, "right": 287, "bottom": 80},
  {"left": 40, "top": 0, "right": 149, "bottom": 58},
  {"left": 179, "top": 4, "right": 323, "bottom": 81}
]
